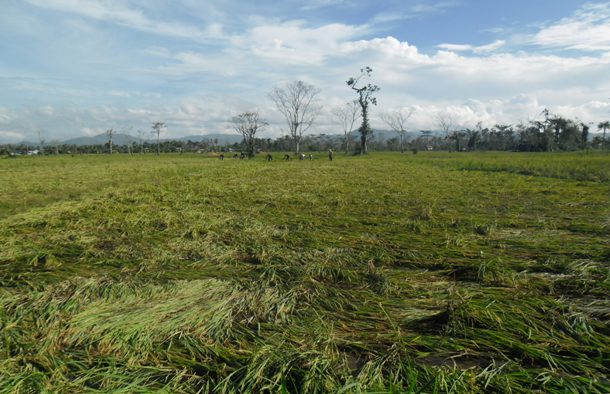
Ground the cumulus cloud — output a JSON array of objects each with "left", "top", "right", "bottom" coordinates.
[
  {"left": 2, "top": 1, "right": 610, "bottom": 143},
  {"left": 437, "top": 40, "right": 506, "bottom": 53},
  {"left": 0, "top": 96, "right": 274, "bottom": 143},
  {"left": 374, "top": 96, "right": 610, "bottom": 132},
  {"left": 246, "top": 22, "right": 365, "bottom": 65},
  {"left": 388, "top": 95, "right": 545, "bottom": 131},
  {"left": 141, "top": 31, "right": 609, "bottom": 119},
  {"left": 325, "top": 36, "right": 610, "bottom": 105}
]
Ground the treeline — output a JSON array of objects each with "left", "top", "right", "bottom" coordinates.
[
  {"left": 390, "top": 111, "right": 608, "bottom": 152},
  {"left": 410, "top": 119, "right": 607, "bottom": 153},
  {"left": 2, "top": 112, "right": 608, "bottom": 156},
  {"left": 0, "top": 136, "right": 344, "bottom": 155}
]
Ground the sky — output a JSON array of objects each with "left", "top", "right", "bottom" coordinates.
[{"left": 1, "top": 0, "right": 610, "bottom": 142}]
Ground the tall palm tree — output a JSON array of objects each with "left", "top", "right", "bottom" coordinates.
[{"left": 598, "top": 121, "right": 610, "bottom": 148}]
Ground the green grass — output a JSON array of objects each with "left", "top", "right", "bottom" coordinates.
[{"left": 0, "top": 151, "right": 608, "bottom": 393}]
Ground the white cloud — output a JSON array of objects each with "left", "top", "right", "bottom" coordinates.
[
  {"left": 247, "top": 22, "right": 364, "bottom": 65},
  {"left": 110, "top": 90, "right": 131, "bottom": 97},
  {"left": 0, "top": 97, "right": 268, "bottom": 142},
  {"left": 108, "top": 90, "right": 162, "bottom": 99},
  {"left": 39, "top": 106, "right": 55, "bottom": 116},
  {"left": 331, "top": 36, "right": 609, "bottom": 100},
  {"left": 0, "top": 130, "right": 24, "bottom": 142},
  {"left": 81, "top": 127, "right": 103, "bottom": 136},
  {"left": 151, "top": 21, "right": 367, "bottom": 76},
  {"left": 370, "top": 1, "right": 459, "bottom": 24},
  {"left": 554, "top": 99, "right": 610, "bottom": 122},
  {"left": 374, "top": 96, "right": 610, "bottom": 132},
  {"left": 300, "top": 0, "right": 353, "bottom": 11},
  {"left": 24, "top": 0, "right": 217, "bottom": 40},
  {"left": 410, "top": 1, "right": 459, "bottom": 14},
  {"left": 388, "top": 96, "right": 545, "bottom": 131},
  {"left": 0, "top": 107, "right": 13, "bottom": 124},
  {"left": 531, "top": 2, "right": 610, "bottom": 51},
  {"left": 437, "top": 40, "right": 506, "bottom": 53},
  {"left": 4, "top": 31, "right": 610, "bottom": 142},
  {"left": 142, "top": 46, "right": 172, "bottom": 58},
  {"left": 3, "top": 3, "right": 610, "bottom": 143}
]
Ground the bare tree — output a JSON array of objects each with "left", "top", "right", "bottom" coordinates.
[
  {"left": 436, "top": 111, "right": 456, "bottom": 137},
  {"left": 151, "top": 122, "right": 165, "bottom": 155},
  {"left": 137, "top": 129, "right": 145, "bottom": 153},
  {"left": 436, "top": 111, "right": 457, "bottom": 152},
  {"left": 37, "top": 130, "right": 45, "bottom": 155},
  {"left": 347, "top": 66, "right": 380, "bottom": 155},
  {"left": 231, "top": 112, "right": 267, "bottom": 158},
  {"left": 380, "top": 108, "right": 414, "bottom": 153},
  {"left": 52, "top": 139, "right": 60, "bottom": 155},
  {"left": 106, "top": 128, "right": 114, "bottom": 154},
  {"left": 270, "top": 80, "right": 321, "bottom": 155},
  {"left": 332, "top": 101, "right": 360, "bottom": 154},
  {"left": 123, "top": 126, "right": 133, "bottom": 155}
]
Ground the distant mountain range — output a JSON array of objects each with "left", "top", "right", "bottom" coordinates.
[
  {"left": 9, "top": 129, "right": 604, "bottom": 147},
  {"left": 15, "top": 133, "right": 244, "bottom": 147},
  {"left": 11, "top": 130, "right": 449, "bottom": 147},
  {"left": 367, "top": 130, "right": 424, "bottom": 141}
]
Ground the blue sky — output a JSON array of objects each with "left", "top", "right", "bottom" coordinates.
[{"left": 1, "top": 0, "right": 609, "bottom": 142}]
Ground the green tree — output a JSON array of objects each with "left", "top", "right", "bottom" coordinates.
[
  {"left": 465, "top": 128, "right": 480, "bottom": 151},
  {"left": 581, "top": 123, "right": 589, "bottom": 149},
  {"left": 598, "top": 121, "right": 609, "bottom": 149},
  {"left": 533, "top": 109, "right": 555, "bottom": 151},
  {"left": 448, "top": 130, "right": 466, "bottom": 152},
  {"left": 347, "top": 67, "right": 379, "bottom": 155}
]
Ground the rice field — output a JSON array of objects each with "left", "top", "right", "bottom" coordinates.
[{"left": 0, "top": 151, "right": 608, "bottom": 393}]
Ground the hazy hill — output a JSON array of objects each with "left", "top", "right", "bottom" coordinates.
[
  {"left": 14, "top": 133, "right": 243, "bottom": 146},
  {"left": 175, "top": 134, "right": 243, "bottom": 144},
  {"left": 62, "top": 133, "right": 134, "bottom": 146}
]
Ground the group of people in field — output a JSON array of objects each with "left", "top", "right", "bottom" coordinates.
[{"left": 218, "top": 149, "right": 333, "bottom": 161}]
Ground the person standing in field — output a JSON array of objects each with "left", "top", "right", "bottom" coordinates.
[{"left": 328, "top": 149, "right": 333, "bottom": 161}]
